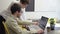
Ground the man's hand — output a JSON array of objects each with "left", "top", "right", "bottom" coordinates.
[
  {"left": 33, "top": 22, "right": 39, "bottom": 25},
  {"left": 37, "top": 29, "right": 44, "bottom": 34}
]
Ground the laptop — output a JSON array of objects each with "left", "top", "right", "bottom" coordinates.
[
  {"left": 28, "top": 16, "right": 48, "bottom": 31},
  {"left": 38, "top": 16, "right": 48, "bottom": 30}
]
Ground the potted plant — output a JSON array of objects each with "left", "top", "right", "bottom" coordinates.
[{"left": 50, "top": 18, "right": 55, "bottom": 30}]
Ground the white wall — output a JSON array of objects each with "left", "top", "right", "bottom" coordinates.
[
  {"left": 56, "top": 0, "right": 60, "bottom": 19},
  {"left": 35, "top": 0, "right": 57, "bottom": 11},
  {"left": 25, "top": 12, "right": 57, "bottom": 19},
  {"left": 0, "top": 0, "right": 19, "bottom": 12},
  {"left": 0, "top": 0, "right": 14, "bottom": 12}
]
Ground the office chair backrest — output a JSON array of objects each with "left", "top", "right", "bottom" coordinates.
[
  {"left": 0, "top": 15, "right": 6, "bottom": 34},
  {"left": 2, "top": 21, "right": 10, "bottom": 34}
]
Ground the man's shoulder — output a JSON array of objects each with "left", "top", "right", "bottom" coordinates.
[{"left": 6, "top": 16, "right": 16, "bottom": 22}]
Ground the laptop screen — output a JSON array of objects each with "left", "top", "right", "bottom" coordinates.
[{"left": 38, "top": 16, "right": 48, "bottom": 30}]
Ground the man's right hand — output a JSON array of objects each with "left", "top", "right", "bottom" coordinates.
[
  {"left": 33, "top": 22, "right": 39, "bottom": 25},
  {"left": 37, "top": 29, "right": 44, "bottom": 34}
]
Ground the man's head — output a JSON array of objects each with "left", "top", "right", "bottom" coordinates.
[
  {"left": 10, "top": 3, "right": 22, "bottom": 17},
  {"left": 20, "top": 0, "right": 29, "bottom": 8}
]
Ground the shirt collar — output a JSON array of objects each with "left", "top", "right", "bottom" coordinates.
[{"left": 11, "top": 15, "right": 17, "bottom": 20}]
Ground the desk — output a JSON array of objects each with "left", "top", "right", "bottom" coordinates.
[
  {"left": 44, "top": 27, "right": 60, "bottom": 34},
  {"left": 27, "top": 19, "right": 60, "bottom": 34},
  {"left": 43, "top": 23, "right": 60, "bottom": 34},
  {"left": 47, "top": 30, "right": 60, "bottom": 34}
]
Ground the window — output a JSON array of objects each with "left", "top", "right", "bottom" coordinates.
[{"left": 25, "top": 0, "right": 35, "bottom": 12}]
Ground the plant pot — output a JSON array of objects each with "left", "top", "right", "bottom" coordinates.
[{"left": 50, "top": 24, "right": 55, "bottom": 30}]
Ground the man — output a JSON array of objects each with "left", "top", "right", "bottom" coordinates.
[
  {"left": 19, "top": 0, "right": 29, "bottom": 20},
  {"left": 5, "top": 3, "right": 43, "bottom": 34},
  {"left": 0, "top": 0, "right": 29, "bottom": 20}
]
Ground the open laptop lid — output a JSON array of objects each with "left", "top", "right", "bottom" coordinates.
[{"left": 38, "top": 16, "right": 48, "bottom": 30}]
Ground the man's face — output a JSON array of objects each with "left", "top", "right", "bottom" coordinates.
[
  {"left": 16, "top": 11, "right": 23, "bottom": 18},
  {"left": 20, "top": 3, "right": 28, "bottom": 8}
]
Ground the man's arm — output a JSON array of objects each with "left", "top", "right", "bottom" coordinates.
[
  {"left": 6, "top": 18, "right": 31, "bottom": 34},
  {"left": 17, "top": 18, "right": 34, "bottom": 25}
]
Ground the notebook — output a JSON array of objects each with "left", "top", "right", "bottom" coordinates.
[{"left": 38, "top": 16, "right": 48, "bottom": 30}]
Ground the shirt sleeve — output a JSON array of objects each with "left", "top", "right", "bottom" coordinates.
[
  {"left": 6, "top": 18, "right": 31, "bottom": 34},
  {"left": 17, "top": 18, "right": 34, "bottom": 25}
]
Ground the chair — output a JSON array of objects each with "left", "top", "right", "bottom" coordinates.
[
  {"left": 2, "top": 21, "right": 10, "bottom": 34},
  {"left": 0, "top": 15, "right": 6, "bottom": 34}
]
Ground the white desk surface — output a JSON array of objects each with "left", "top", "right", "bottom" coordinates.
[{"left": 44, "top": 23, "right": 60, "bottom": 34}]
